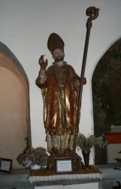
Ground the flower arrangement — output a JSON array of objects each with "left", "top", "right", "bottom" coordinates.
[
  {"left": 76, "top": 133, "right": 107, "bottom": 151},
  {"left": 19, "top": 147, "right": 48, "bottom": 167}
]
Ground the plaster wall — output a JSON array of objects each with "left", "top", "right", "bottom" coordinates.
[
  {"left": 0, "top": 54, "right": 27, "bottom": 169},
  {"left": 0, "top": 0, "right": 121, "bottom": 164},
  {"left": 107, "top": 144, "right": 121, "bottom": 163}
]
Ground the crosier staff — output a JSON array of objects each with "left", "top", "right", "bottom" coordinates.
[{"left": 73, "top": 7, "right": 100, "bottom": 156}]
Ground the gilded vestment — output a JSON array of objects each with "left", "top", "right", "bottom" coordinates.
[{"left": 36, "top": 62, "right": 81, "bottom": 136}]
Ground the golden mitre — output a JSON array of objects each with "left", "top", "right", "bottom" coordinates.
[{"left": 47, "top": 33, "right": 64, "bottom": 54}]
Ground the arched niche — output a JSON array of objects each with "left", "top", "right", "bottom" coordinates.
[
  {"left": 0, "top": 42, "right": 31, "bottom": 169},
  {"left": 92, "top": 38, "right": 121, "bottom": 164}
]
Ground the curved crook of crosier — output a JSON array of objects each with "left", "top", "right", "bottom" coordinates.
[{"left": 86, "top": 6, "right": 100, "bottom": 21}]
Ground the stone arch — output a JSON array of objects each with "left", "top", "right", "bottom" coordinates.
[
  {"left": 92, "top": 37, "right": 121, "bottom": 164},
  {"left": 0, "top": 42, "right": 31, "bottom": 169}
]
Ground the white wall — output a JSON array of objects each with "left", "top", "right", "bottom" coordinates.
[
  {"left": 107, "top": 144, "right": 121, "bottom": 163},
  {"left": 0, "top": 54, "right": 27, "bottom": 168},
  {"left": 0, "top": 0, "right": 121, "bottom": 164}
]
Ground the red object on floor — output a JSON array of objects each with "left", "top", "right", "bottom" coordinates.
[{"left": 105, "top": 132, "right": 121, "bottom": 145}]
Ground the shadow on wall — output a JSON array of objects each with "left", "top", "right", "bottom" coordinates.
[
  {"left": 0, "top": 42, "right": 31, "bottom": 169},
  {"left": 92, "top": 38, "right": 121, "bottom": 164}
]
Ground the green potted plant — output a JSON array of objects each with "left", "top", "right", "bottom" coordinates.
[
  {"left": 76, "top": 133, "right": 107, "bottom": 169},
  {"left": 19, "top": 147, "right": 48, "bottom": 169}
]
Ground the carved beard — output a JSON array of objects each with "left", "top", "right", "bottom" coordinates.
[{"left": 55, "top": 57, "right": 64, "bottom": 62}]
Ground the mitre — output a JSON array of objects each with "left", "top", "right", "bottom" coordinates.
[{"left": 47, "top": 33, "right": 64, "bottom": 53}]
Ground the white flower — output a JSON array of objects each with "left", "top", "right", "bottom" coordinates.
[{"left": 24, "top": 158, "right": 32, "bottom": 167}]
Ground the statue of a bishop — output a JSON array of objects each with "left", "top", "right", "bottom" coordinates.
[{"left": 36, "top": 33, "right": 86, "bottom": 170}]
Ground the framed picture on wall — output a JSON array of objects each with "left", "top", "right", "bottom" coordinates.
[{"left": 0, "top": 158, "right": 13, "bottom": 173}]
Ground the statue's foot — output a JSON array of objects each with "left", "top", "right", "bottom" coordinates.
[
  {"left": 62, "top": 148, "right": 73, "bottom": 156},
  {"left": 48, "top": 147, "right": 58, "bottom": 156}
]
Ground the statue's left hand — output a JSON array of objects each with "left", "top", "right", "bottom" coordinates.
[{"left": 79, "top": 77, "right": 86, "bottom": 85}]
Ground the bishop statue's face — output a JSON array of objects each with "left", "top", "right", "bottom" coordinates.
[{"left": 52, "top": 48, "right": 65, "bottom": 62}]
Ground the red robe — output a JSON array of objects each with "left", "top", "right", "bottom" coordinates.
[{"left": 36, "top": 62, "right": 80, "bottom": 135}]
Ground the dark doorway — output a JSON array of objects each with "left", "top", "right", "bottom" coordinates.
[{"left": 92, "top": 38, "right": 121, "bottom": 164}]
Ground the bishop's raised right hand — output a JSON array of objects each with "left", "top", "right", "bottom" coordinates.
[{"left": 39, "top": 55, "right": 48, "bottom": 69}]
